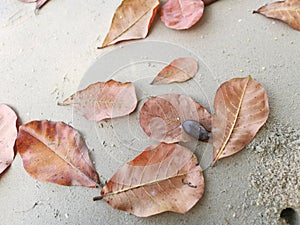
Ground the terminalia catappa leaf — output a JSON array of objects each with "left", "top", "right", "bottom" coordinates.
[
  {"left": 151, "top": 57, "right": 198, "bottom": 85},
  {"left": 16, "top": 120, "right": 99, "bottom": 187},
  {"left": 139, "top": 94, "right": 211, "bottom": 143},
  {"left": 212, "top": 76, "right": 269, "bottom": 165},
  {"left": 254, "top": 0, "right": 300, "bottom": 31},
  {"left": 61, "top": 80, "right": 137, "bottom": 121},
  {"left": 95, "top": 143, "right": 204, "bottom": 217},
  {"left": 101, "top": 0, "right": 159, "bottom": 48},
  {"left": 160, "top": 0, "right": 205, "bottom": 30},
  {"left": 0, "top": 104, "right": 18, "bottom": 175}
]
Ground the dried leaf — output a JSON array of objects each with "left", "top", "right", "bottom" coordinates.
[
  {"left": 160, "top": 0, "right": 205, "bottom": 30},
  {"left": 0, "top": 104, "right": 18, "bottom": 175},
  {"left": 101, "top": 0, "right": 159, "bottom": 48},
  {"left": 62, "top": 80, "right": 137, "bottom": 121},
  {"left": 254, "top": 0, "right": 300, "bottom": 31},
  {"left": 139, "top": 94, "right": 211, "bottom": 143},
  {"left": 212, "top": 76, "right": 269, "bottom": 165},
  {"left": 16, "top": 120, "right": 99, "bottom": 187},
  {"left": 151, "top": 57, "right": 198, "bottom": 85},
  {"left": 203, "top": 0, "right": 218, "bottom": 5},
  {"left": 96, "top": 143, "right": 204, "bottom": 217},
  {"left": 19, "top": 0, "right": 50, "bottom": 11}
]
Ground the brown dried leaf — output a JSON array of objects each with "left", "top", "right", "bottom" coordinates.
[
  {"left": 139, "top": 94, "right": 211, "bottom": 143},
  {"left": 212, "top": 76, "right": 269, "bottom": 165},
  {"left": 160, "top": 0, "right": 205, "bottom": 30},
  {"left": 62, "top": 80, "right": 137, "bottom": 121},
  {"left": 101, "top": 0, "right": 159, "bottom": 48},
  {"left": 97, "top": 143, "right": 204, "bottom": 217},
  {"left": 151, "top": 57, "right": 198, "bottom": 85},
  {"left": 16, "top": 120, "right": 99, "bottom": 187},
  {"left": 0, "top": 104, "right": 18, "bottom": 175},
  {"left": 254, "top": 0, "right": 300, "bottom": 31}
]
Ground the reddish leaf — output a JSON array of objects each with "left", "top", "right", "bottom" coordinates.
[
  {"left": 160, "top": 0, "right": 205, "bottom": 30},
  {"left": 254, "top": 0, "right": 300, "bottom": 31},
  {"left": 19, "top": 0, "right": 50, "bottom": 11},
  {"left": 139, "top": 94, "right": 211, "bottom": 143},
  {"left": 203, "top": 0, "right": 218, "bottom": 5},
  {"left": 212, "top": 76, "right": 269, "bottom": 165},
  {"left": 62, "top": 80, "right": 137, "bottom": 121},
  {"left": 0, "top": 104, "right": 18, "bottom": 175},
  {"left": 96, "top": 143, "right": 204, "bottom": 217},
  {"left": 101, "top": 0, "right": 159, "bottom": 48},
  {"left": 16, "top": 120, "right": 99, "bottom": 187},
  {"left": 151, "top": 57, "right": 198, "bottom": 85}
]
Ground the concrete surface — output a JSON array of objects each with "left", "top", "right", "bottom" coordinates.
[{"left": 0, "top": 0, "right": 299, "bottom": 224}]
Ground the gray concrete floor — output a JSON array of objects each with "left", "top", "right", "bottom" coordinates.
[{"left": 0, "top": 0, "right": 299, "bottom": 224}]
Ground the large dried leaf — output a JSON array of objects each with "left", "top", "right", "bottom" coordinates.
[
  {"left": 16, "top": 120, "right": 99, "bottom": 187},
  {"left": 62, "top": 80, "right": 137, "bottom": 121},
  {"left": 96, "top": 143, "right": 204, "bottom": 217},
  {"left": 20, "top": 0, "right": 50, "bottom": 11},
  {"left": 139, "top": 94, "right": 211, "bottom": 143},
  {"left": 212, "top": 76, "right": 269, "bottom": 165},
  {"left": 254, "top": 0, "right": 300, "bottom": 31},
  {"left": 160, "top": 0, "right": 205, "bottom": 30},
  {"left": 101, "top": 0, "right": 159, "bottom": 48},
  {"left": 151, "top": 57, "right": 198, "bottom": 85},
  {"left": 0, "top": 104, "right": 18, "bottom": 175}
]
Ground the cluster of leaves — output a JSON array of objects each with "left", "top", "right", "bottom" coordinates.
[
  {"left": 20, "top": 0, "right": 300, "bottom": 41},
  {"left": 0, "top": 57, "right": 269, "bottom": 216}
]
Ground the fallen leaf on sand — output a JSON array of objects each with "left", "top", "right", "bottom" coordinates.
[
  {"left": 151, "top": 57, "right": 198, "bottom": 85},
  {"left": 16, "top": 120, "right": 99, "bottom": 187},
  {"left": 95, "top": 143, "right": 204, "bottom": 217},
  {"left": 0, "top": 104, "right": 18, "bottom": 175},
  {"left": 212, "top": 76, "right": 269, "bottom": 165},
  {"left": 254, "top": 0, "right": 300, "bottom": 31},
  {"left": 160, "top": 0, "right": 205, "bottom": 30},
  {"left": 61, "top": 80, "right": 137, "bottom": 121},
  {"left": 139, "top": 94, "right": 211, "bottom": 143},
  {"left": 101, "top": 0, "right": 159, "bottom": 48}
]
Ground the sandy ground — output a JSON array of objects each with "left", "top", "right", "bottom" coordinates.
[{"left": 0, "top": 0, "right": 299, "bottom": 224}]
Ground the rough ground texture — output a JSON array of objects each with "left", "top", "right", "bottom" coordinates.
[
  {"left": 247, "top": 123, "right": 300, "bottom": 224},
  {"left": 0, "top": 0, "right": 299, "bottom": 224}
]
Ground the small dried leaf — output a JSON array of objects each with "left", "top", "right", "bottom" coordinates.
[
  {"left": 101, "top": 0, "right": 159, "bottom": 48},
  {"left": 0, "top": 104, "right": 18, "bottom": 175},
  {"left": 139, "top": 94, "right": 211, "bottom": 143},
  {"left": 212, "top": 76, "right": 269, "bottom": 165},
  {"left": 16, "top": 120, "right": 99, "bottom": 187},
  {"left": 160, "top": 0, "right": 205, "bottom": 30},
  {"left": 151, "top": 57, "right": 198, "bottom": 85},
  {"left": 62, "top": 80, "right": 137, "bottom": 121},
  {"left": 254, "top": 0, "right": 300, "bottom": 31},
  {"left": 98, "top": 143, "right": 204, "bottom": 217}
]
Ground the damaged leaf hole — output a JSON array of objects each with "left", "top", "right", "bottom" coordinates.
[{"left": 280, "top": 208, "right": 299, "bottom": 225}]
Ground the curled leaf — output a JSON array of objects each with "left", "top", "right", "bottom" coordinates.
[
  {"left": 101, "top": 0, "right": 160, "bottom": 48},
  {"left": 96, "top": 143, "right": 204, "bottom": 217},
  {"left": 160, "top": 0, "right": 205, "bottom": 30},
  {"left": 212, "top": 76, "right": 269, "bottom": 165},
  {"left": 151, "top": 57, "right": 198, "bottom": 85},
  {"left": 0, "top": 104, "right": 18, "bottom": 175},
  {"left": 139, "top": 94, "right": 211, "bottom": 143},
  {"left": 61, "top": 80, "right": 137, "bottom": 121},
  {"left": 16, "top": 120, "right": 99, "bottom": 187},
  {"left": 254, "top": 0, "right": 300, "bottom": 31}
]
